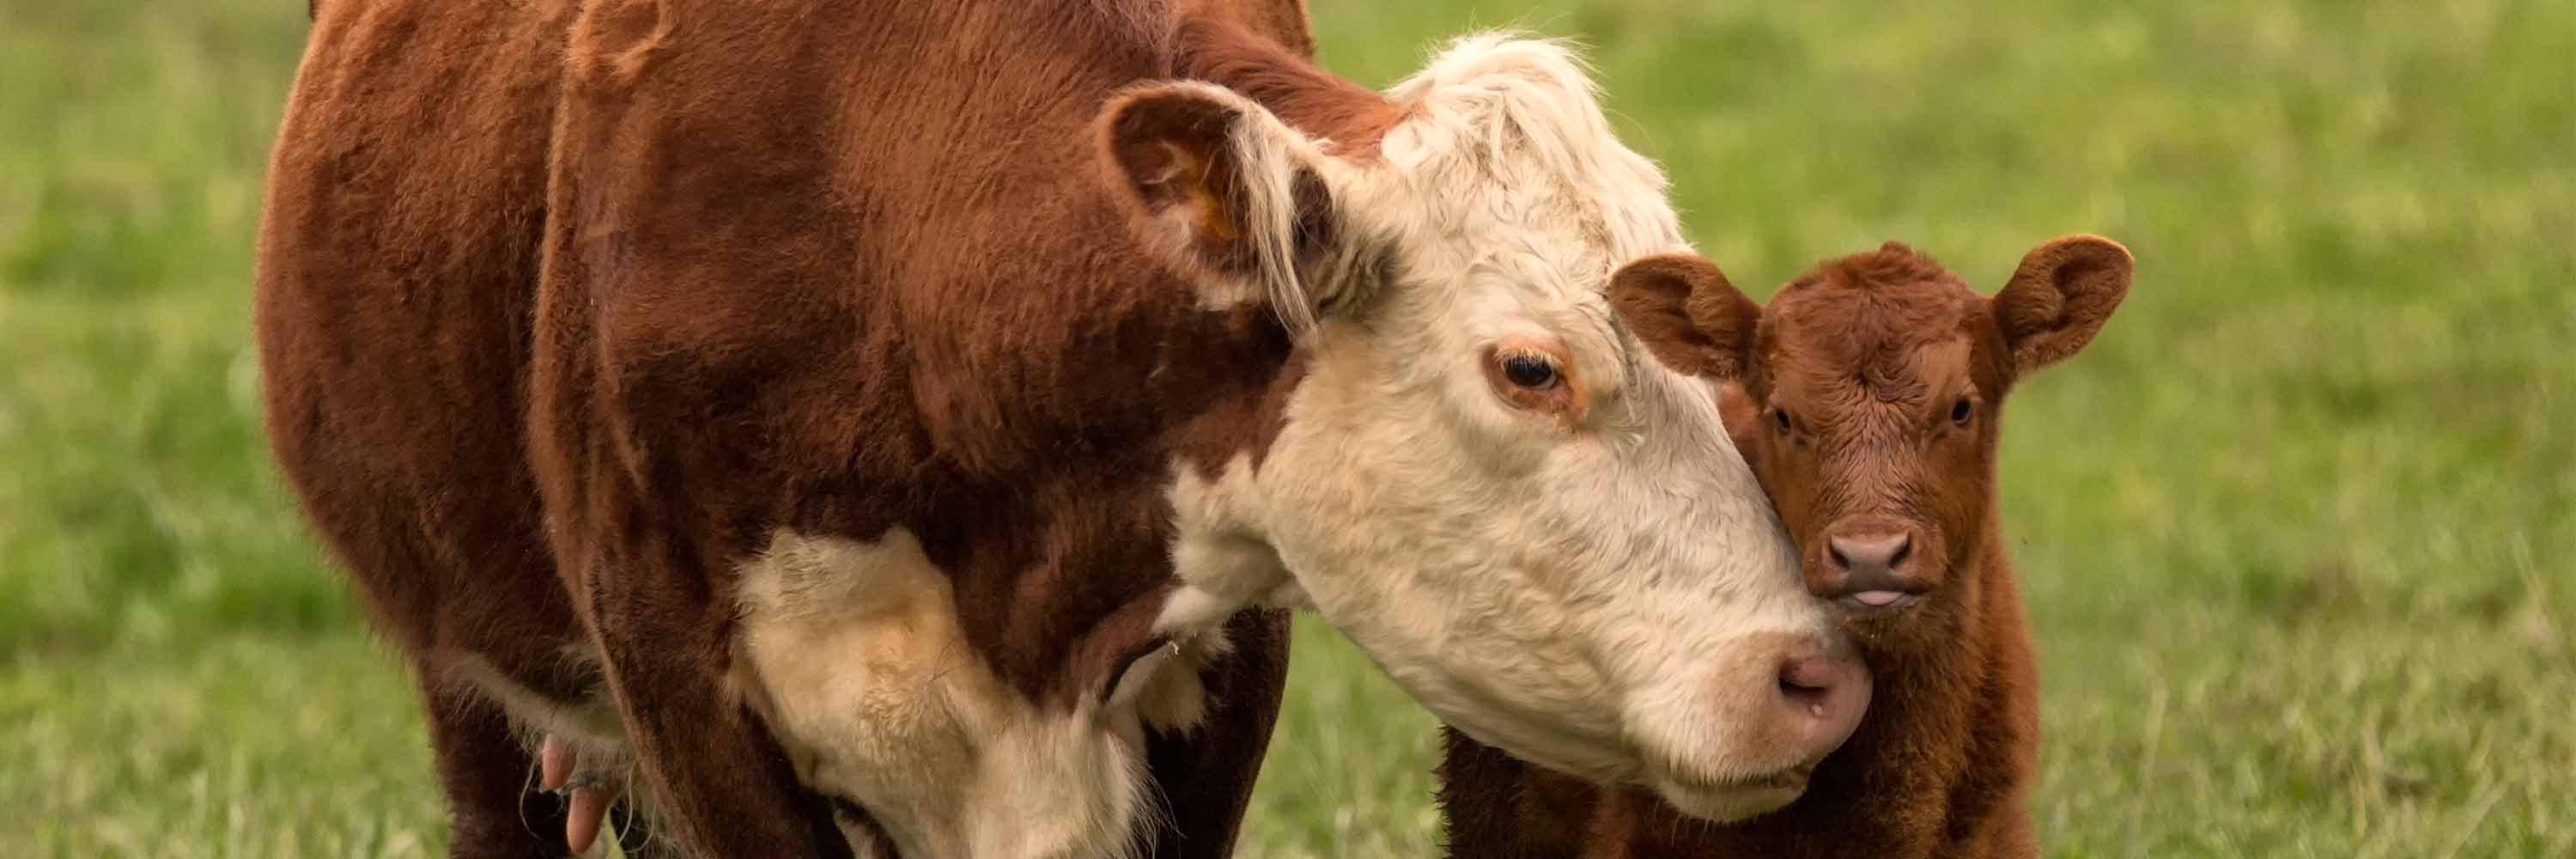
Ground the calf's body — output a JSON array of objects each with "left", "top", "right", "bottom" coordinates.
[{"left": 1437, "top": 238, "right": 2135, "bottom": 858}]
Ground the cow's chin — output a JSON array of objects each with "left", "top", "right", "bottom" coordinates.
[{"left": 1649, "top": 766, "right": 1812, "bottom": 823}]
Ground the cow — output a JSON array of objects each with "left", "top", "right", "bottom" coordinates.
[
  {"left": 1433, "top": 235, "right": 2135, "bottom": 858},
  {"left": 252, "top": 1, "right": 1870, "bottom": 857}
]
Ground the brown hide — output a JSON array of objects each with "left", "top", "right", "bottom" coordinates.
[
  {"left": 257, "top": 1, "right": 1364, "bottom": 856},
  {"left": 1437, "top": 239, "right": 2131, "bottom": 859}
]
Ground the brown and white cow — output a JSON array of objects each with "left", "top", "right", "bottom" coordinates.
[
  {"left": 1435, "top": 237, "right": 2134, "bottom": 858},
  {"left": 255, "top": 1, "right": 1863, "bottom": 856}
]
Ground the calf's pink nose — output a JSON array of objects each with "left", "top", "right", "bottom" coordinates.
[{"left": 1827, "top": 532, "right": 1912, "bottom": 579}]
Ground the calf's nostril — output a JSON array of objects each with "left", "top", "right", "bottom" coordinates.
[{"left": 1826, "top": 532, "right": 1911, "bottom": 576}]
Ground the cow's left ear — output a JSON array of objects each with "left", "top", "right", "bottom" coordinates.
[
  {"left": 1098, "top": 82, "right": 1351, "bottom": 333},
  {"left": 1992, "top": 235, "right": 2132, "bottom": 377}
]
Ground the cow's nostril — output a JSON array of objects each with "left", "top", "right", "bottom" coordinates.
[
  {"left": 1886, "top": 533, "right": 1911, "bottom": 569},
  {"left": 1776, "top": 653, "right": 1871, "bottom": 764},
  {"left": 1827, "top": 544, "right": 1850, "bottom": 570},
  {"left": 1777, "top": 657, "right": 1845, "bottom": 716},
  {"left": 1778, "top": 674, "right": 1831, "bottom": 714}
]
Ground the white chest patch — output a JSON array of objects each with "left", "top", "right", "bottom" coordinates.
[{"left": 731, "top": 527, "right": 1204, "bottom": 859}]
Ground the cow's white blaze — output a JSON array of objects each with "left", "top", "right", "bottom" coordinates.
[{"left": 1153, "top": 34, "right": 1844, "bottom": 817}]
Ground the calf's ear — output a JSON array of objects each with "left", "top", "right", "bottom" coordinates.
[
  {"left": 1716, "top": 381, "right": 1762, "bottom": 454},
  {"left": 1610, "top": 253, "right": 1762, "bottom": 381},
  {"left": 1993, "top": 235, "right": 2132, "bottom": 376},
  {"left": 1097, "top": 82, "right": 1351, "bottom": 333}
]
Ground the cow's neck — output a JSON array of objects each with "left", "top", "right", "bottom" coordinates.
[
  {"left": 728, "top": 305, "right": 1304, "bottom": 856},
  {"left": 1166, "top": 12, "right": 1400, "bottom": 153},
  {"left": 1152, "top": 340, "right": 1320, "bottom": 631},
  {"left": 896, "top": 298, "right": 1302, "bottom": 692}
]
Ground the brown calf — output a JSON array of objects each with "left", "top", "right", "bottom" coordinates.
[{"left": 1437, "top": 236, "right": 2135, "bottom": 858}]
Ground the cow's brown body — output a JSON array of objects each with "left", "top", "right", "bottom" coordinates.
[
  {"left": 257, "top": 2, "right": 1347, "bottom": 856},
  {"left": 1437, "top": 239, "right": 2134, "bottom": 859}
]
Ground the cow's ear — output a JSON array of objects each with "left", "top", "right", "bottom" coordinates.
[
  {"left": 1099, "top": 82, "right": 1349, "bottom": 333},
  {"left": 1610, "top": 253, "right": 1762, "bottom": 381},
  {"left": 1992, "top": 235, "right": 2132, "bottom": 377}
]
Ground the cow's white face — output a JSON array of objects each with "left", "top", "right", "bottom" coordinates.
[{"left": 1109, "top": 34, "right": 1868, "bottom": 820}]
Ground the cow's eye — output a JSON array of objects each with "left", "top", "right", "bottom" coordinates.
[
  {"left": 1950, "top": 398, "right": 1975, "bottom": 426},
  {"left": 1501, "top": 354, "right": 1559, "bottom": 389},
  {"left": 1772, "top": 408, "right": 1794, "bottom": 434}
]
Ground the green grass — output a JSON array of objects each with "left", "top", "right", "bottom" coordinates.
[{"left": 2, "top": 0, "right": 2568, "bottom": 856}]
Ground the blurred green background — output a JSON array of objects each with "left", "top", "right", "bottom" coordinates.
[{"left": 3, "top": 0, "right": 2570, "bottom": 856}]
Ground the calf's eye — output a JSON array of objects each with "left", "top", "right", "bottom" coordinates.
[
  {"left": 1501, "top": 354, "right": 1559, "bottom": 389},
  {"left": 1951, "top": 398, "right": 1975, "bottom": 425},
  {"left": 1772, "top": 408, "right": 1794, "bottom": 434}
]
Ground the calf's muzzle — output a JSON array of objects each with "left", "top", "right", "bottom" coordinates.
[{"left": 1820, "top": 520, "right": 1933, "bottom": 611}]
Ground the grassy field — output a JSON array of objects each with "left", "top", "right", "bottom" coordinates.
[{"left": 3, "top": 0, "right": 2569, "bottom": 856}]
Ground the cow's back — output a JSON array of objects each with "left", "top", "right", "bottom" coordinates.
[{"left": 254, "top": 0, "right": 587, "bottom": 691}]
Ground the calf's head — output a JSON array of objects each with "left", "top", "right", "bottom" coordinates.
[
  {"left": 1613, "top": 237, "right": 2131, "bottom": 652},
  {"left": 1098, "top": 35, "right": 1862, "bottom": 820}
]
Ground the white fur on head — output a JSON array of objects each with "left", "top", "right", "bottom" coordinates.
[
  {"left": 1163, "top": 33, "right": 1850, "bottom": 819},
  {"left": 1372, "top": 32, "right": 1685, "bottom": 267}
]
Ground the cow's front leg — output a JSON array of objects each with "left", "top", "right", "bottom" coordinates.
[
  {"left": 577, "top": 536, "right": 851, "bottom": 859},
  {"left": 1141, "top": 607, "right": 1292, "bottom": 859}
]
